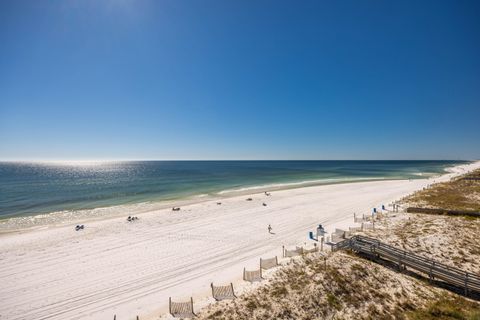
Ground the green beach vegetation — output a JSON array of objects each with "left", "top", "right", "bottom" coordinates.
[{"left": 404, "top": 169, "right": 480, "bottom": 213}]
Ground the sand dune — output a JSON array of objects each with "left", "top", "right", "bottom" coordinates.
[{"left": 0, "top": 161, "right": 478, "bottom": 320}]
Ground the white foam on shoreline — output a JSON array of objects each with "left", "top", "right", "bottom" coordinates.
[
  {"left": 0, "top": 162, "right": 465, "bottom": 233},
  {"left": 216, "top": 176, "right": 383, "bottom": 194},
  {"left": 0, "top": 176, "right": 423, "bottom": 232}
]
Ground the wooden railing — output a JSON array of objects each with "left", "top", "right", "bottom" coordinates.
[
  {"left": 332, "top": 235, "right": 480, "bottom": 295},
  {"left": 406, "top": 207, "right": 480, "bottom": 217}
]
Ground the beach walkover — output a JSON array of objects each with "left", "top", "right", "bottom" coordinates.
[{"left": 332, "top": 235, "right": 480, "bottom": 296}]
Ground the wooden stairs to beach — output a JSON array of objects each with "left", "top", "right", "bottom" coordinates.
[{"left": 332, "top": 235, "right": 480, "bottom": 296}]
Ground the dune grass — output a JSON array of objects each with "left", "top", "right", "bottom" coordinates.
[
  {"left": 404, "top": 169, "right": 480, "bottom": 212},
  {"left": 407, "top": 294, "right": 480, "bottom": 320},
  {"left": 197, "top": 252, "right": 439, "bottom": 320}
]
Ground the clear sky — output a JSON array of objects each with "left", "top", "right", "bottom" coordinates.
[{"left": 1, "top": 0, "right": 479, "bottom": 161}]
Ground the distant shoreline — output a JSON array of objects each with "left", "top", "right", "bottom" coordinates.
[
  {"left": 0, "top": 160, "right": 471, "bottom": 233},
  {"left": 0, "top": 176, "right": 412, "bottom": 234}
]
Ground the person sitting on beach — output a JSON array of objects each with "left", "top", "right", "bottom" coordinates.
[
  {"left": 127, "top": 216, "right": 132, "bottom": 222},
  {"left": 172, "top": 207, "right": 180, "bottom": 211},
  {"left": 263, "top": 203, "right": 267, "bottom": 206},
  {"left": 75, "top": 225, "right": 84, "bottom": 231}
]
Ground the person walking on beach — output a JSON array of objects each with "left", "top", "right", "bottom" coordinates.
[{"left": 268, "top": 224, "right": 272, "bottom": 234}]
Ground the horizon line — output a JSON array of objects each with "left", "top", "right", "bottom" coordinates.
[{"left": 0, "top": 159, "right": 475, "bottom": 163}]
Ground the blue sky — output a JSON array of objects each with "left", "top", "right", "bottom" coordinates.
[{"left": 1, "top": 0, "right": 479, "bottom": 160}]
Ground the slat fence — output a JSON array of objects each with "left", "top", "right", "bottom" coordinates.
[{"left": 169, "top": 297, "right": 195, "bottom": 318}]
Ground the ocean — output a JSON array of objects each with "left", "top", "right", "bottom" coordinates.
[{"left": 0, "top": 160, "right": 467, "bottom": 229}]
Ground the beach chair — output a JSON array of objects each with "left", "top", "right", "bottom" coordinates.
[
  {"left": 211, "top": 283, "right": 236, "bottom": 301},
  {"left": 260, "top": 256, "right": 279, "bottom": 269},
  {"left": 169, "top": 297, "right": 196, "bottom": 318},
  {"left": 243, "top": 267, "right": 263, "bottom": 282}
]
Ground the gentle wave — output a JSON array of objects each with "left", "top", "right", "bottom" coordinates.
[{"left": 216, "top": 177, "right": 385, "bottom": 195}]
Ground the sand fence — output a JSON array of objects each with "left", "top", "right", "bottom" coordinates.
[
  {"left": 283, "top": 246, "right": 303, "bottom": 257},
  {"left": 167, "top": 224, "right": 333, "bottom": 318},
  {"left": 354, "top": 212, "right": 367, "bottom": 223},
  {"left": 260, "top": 256, "right": 279, "bottom": 269},
  {"left": 362, "top": 222, "right": 375, "bottom": 230},
  {"left": 169, "top": 297, "right": 196, "bottom": 318},
  {"left": 243, "top": 268, "right": 263, "bottom": 282},
  {"left": 349, "top": 226, "right": 362, "bottom": 232},
  {"left": 330, "top": 228, "right": 348, "bottom": 243},
  {"left": 211, "top": 283, "right": 236, "bottom": 301},
  {"left": 303, "top": 245, "right": 319, "bottom": 254}
]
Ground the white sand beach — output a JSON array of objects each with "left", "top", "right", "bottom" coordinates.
[{"left": 1, "top": 161, "right": 479, "bottom": 320}]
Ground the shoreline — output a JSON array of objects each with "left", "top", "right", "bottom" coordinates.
[
  {"left": 0, "top": 161, "right": 479, "bottom": 320},
  {"left": 0, "top": 162, "right": 469, "bottom": 235}
]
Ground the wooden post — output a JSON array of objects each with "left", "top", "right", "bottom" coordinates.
[
  {"left": 169, "top": 297, "right": 171, "bottom": 315},
  {"left": 324, "top": 256, "right": 327, "bottom": 270},
  {"left": 243, "top": 267, "right": 246, "bottom": 281},
  {"left": 282, "top": 245, "right": 285, "bottom": 258},
  {"left": 230, "top": 283, "right": 236, "bottom": 298},
  {"left": 275, "top": 256, "right": 278, "bottom": 266},
  {"left": 210, "top": 283, "right": 214, "bottom": 298},
  {"left": 191, "top": 297, "right": 194, "bottom": 315},
  {"left": 114, "top": 315, "right": 116, "bottom": 320},
  {"left": 320, "top": 237, "right": 324, "bottom": 251},
  {"left": 260, "top": 266, "right": 263, "bottom": 279}
]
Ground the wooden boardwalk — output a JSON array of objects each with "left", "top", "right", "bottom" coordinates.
[{"left": 332, "top": 235, "right": 480, "bottom": 295}]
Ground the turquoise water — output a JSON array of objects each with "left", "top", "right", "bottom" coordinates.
[{"left": 0, "top": 160, "right": 467, "bottom": 220}]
